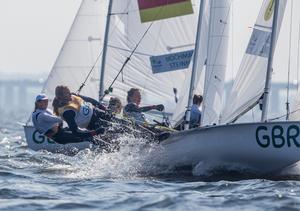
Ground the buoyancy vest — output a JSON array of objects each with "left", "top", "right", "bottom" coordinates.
[
  {"left": 58, "top": 95, "right": 93, "bottom": 128},
  {"left": 32, "top": 109, "right": 62, "bottom": 134}
]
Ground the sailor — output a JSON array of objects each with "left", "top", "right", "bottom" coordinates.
[
  {"left": 190, "top": 94, "right": 203, "bottom": 128},
  {"left": 32, "top": 94, "right": 103, "bottom": 144},
  {"left": 123, "top": 88, "right": 164, "bottom": 124},
  {"left": 108, "top": 97, "right": 122, "bottom": 115},
  {"left": 52, "top": 85, "right": 108, "bottom": 137}
]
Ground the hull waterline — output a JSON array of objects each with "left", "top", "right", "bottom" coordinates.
[{"left": 155, "top": 121, "right": 300, "bottom": 174}]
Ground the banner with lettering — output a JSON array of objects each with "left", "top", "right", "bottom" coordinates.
[{"left": 150, "top": 50, "right": 194, "bottom": 74}]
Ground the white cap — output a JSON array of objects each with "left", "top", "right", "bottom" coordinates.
[{"left": 35, "top": 94, "right": 48, "bottom": 102}]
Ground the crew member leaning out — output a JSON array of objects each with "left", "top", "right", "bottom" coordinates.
[
  {"left": 124, "top": 88, "right": 164, "bottom": 124},
  {"left": 32, "top": 94, "right": 102, "bottom": 144},
  {"left": 52, "top": 85, "right": 107, "bottom": 138}
]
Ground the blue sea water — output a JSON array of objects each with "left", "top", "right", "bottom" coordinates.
[{"left": 1, "top": 111, "right": 300, "bottom": 210}]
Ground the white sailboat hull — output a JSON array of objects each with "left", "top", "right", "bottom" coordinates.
[
  {"left": 156, "top": 121, "right": 300, "bottom": 174},
  {"left": 23, "top": 125, "right": 91, "bottom": 153}
]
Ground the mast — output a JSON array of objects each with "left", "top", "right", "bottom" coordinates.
[
  {"left": 184, "top": 0, "right": 208, "bottom": 130},
  {"left": 99, "top": 0, "right": 113, "bottom": 101},
  {"left": 261, "top": 0, "right": 280, "bottom": 122},
  {"left": 286, "top": 0, "right": 293, "bottom": 120}
]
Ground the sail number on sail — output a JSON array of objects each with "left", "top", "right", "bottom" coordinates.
[{"left": 256, "top": 125, "right": 300, "bottom": 148}]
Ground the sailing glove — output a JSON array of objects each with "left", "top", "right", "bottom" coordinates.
[{"left": 155, "top": 104, "right": 165, "bottom": 111}]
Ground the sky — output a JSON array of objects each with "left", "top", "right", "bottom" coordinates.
[
  {"left": 229, "top": 0, "right": 300, "bottom": 83},
  {"left": 0, "top": 0, "right": 299, "bottom": 83},
  {"left": 0, "top": 0, "right": 81, "bottom": 78}
]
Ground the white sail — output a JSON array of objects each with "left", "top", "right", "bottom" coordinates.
[
  {"left": 201, "top": 0, "right": 231, "bottom": 126},
  {"left": 171, "top": 0, "right": 210, "bottom": 124},
  {"left": 221, "top": 0, "right": 287, "bottom": 123},
  {"left": 101, "top": 0, "right": 201, "bottom": 115},
  {"left": 42, "top": 0, "right": 108, "bottom": 101}
]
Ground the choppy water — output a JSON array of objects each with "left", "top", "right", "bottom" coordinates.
[{"left": 1, "top": 111, "right": 300, "bottom": 210}]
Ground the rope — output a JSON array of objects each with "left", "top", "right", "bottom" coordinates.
[
  {"left": 76, "top": 0, "right": 135, "bottom": 95},
  {"left": 99, "top": 0, "right": 174, "bottom": 101},
  {"left": 76, "top": 50, "right": 103, "bottom": 94},
  {"left": 268, "top": 108, "right": 300, "bottom": 121},
  {"left": 99, "top": 21, "right": 155, "bottom": 101}
]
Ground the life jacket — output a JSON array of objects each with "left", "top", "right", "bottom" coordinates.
[
  {"left": 32, "top": 109, "right": 61, "bottom": 134},
  {"left": 58, "top": 95, "right": 93, "bottom": 128},
  {"left": 32, "top": 110, "right": 43, "bottom": 134}
]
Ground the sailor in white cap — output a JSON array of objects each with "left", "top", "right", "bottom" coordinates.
[
  {"left": 32, "top": 94, "right": 103, "bottom": 144},
  {"left": 32, "top": 94, "right": 62, "bottom": 135}
]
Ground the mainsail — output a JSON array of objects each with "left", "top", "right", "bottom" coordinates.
[
  {"left": 201, "top": 0, "right": 231, "bottom": 126},
  {"left": 101, "top": 0, "right": 201, "bottom": 117},
  {"left": 221, "top": 0, "right": 287, "bottom": 123},
  {"left": 42, "top": 0, "right": 108, "bottom": 101}
]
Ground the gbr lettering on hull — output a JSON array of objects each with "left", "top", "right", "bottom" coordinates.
[{"left": 256, "top": 125, "right": 300, "bottom": 148}]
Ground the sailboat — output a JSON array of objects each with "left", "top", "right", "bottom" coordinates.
[
  {"left": 23, "top": 0, "right": 203, "bottom": 153},
  {"left": 24, "top": 0, "right": 300, "bottom": 175},
  {"left": 154, "top": 0, "right": 300, "bottom": 174},
  {"left": 24, "top": 0, "right": 109, "bottom": 152}
]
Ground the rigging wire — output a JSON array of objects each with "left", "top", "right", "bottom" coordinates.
[
  {"left": 99, "top": 20, "right": 155, "bottom": 101},
  {"left": 99, "top": 1, "right": 172, "bottom": 101},
  {"left": 231, "top": 0, "right": 234, "bottom": 83},
  {"left": 251, "top": 108, "right": 255, "bottom": 122},
  {"left": 288, "top": 17, "right": 300, "bottom": 121},
  {"left": 297, "top": 18, "right": 300, "bottom": 91},
  {"left": 76, "top": 49, "right": 104, "bottom": 94},
  {"left": 269, "top": 108, "right": 300, "bottom": 121},
  {"left": 76, "top": 0, "right": 135, "bottom": 95},
  {"left": 285, "top": 0, "right": 293, "bottom": 120}
]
